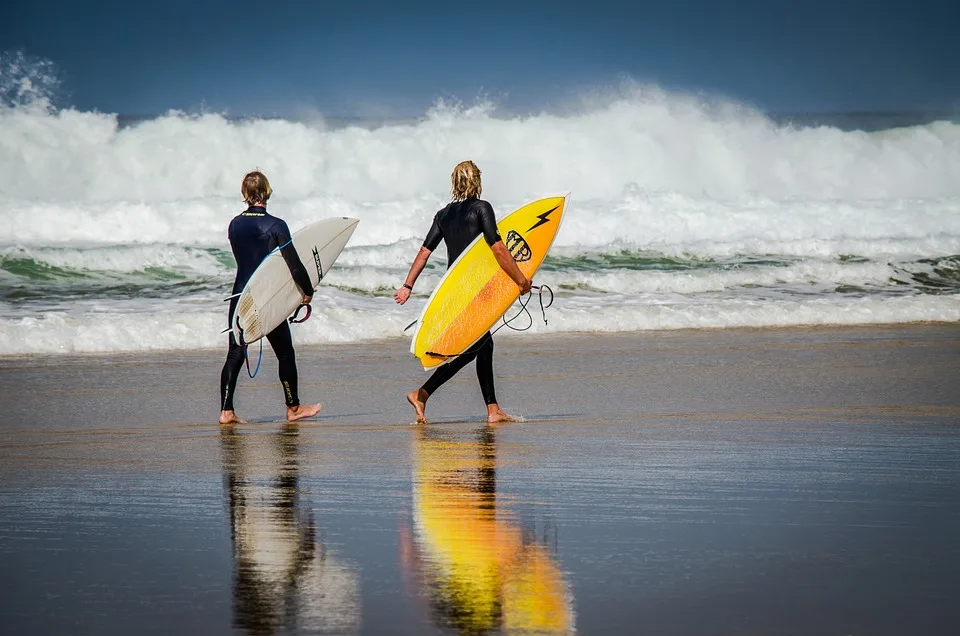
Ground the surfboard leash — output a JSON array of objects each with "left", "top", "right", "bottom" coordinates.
[
  {"left": 244, "top": 340, "right": 263, "bottom": 378},
  {"left": 425, "top": 284, "right": 554, "bottom": 360},
  {"left": 288, "top": 303, "right": 312, "bottom": 324},
  {"left": 223, "top": 304, "right": 308, "bottom": 381},
  {"left": 497, "top": 284, "right": 553, "bottom": 333},
  {"left": 235, "top": 326, "right": 263, "bottom": 379}
]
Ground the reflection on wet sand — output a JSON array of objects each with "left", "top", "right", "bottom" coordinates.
[
  {"left": 404, "top": 426, "right": 575, "bottom": 634},
  {"left": 221, "top": 424, "right": 361, "bottom": 635}
]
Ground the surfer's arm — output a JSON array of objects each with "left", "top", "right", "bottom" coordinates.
[
  {"left": 394, "top": 246, "right": 432, "bottom": 305},
  {"left": 477, "top": 202, "right": 531, "bottom": 293},
  {"left": 490, "top": 241, "right": 532, "bottom": 294},
  {"left": 274, "top": 222, "right": 314, "bottom": 302}
]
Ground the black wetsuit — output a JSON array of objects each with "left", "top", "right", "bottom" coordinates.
[
  {"left": 420, "top": 198, "right": 502, "bottom": 405},
  {"left": 220, "top": 206, "right": 313, "bottom": 411}
]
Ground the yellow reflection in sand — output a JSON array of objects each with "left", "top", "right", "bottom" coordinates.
[
  {"left": 220, "top": 424, "right": 361, "bottom": 635},
  {"left": 406, "top": 426, "right": 575, "bottom": 634}
]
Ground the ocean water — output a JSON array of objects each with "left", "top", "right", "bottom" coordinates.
[{"left": 1, "top": 70, "right": 958, "bottom": 355}]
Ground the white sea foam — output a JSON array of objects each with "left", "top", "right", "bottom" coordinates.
[
  {"left": 3, "top": 87, "right": 960, "bottom": 207},
  {"left": 320, "top": 259, "right": 906, "bottom": 297},
  {"left": 1, "top": 75, "right": 958, "bottom": 356},
  {"left": 4, "top": 194, "right": 959, "bottom": 265},
  {"left": 1, "top": 293, "right": 956, "bottom": 356},
  {"left": 3, "top": 87, "right": 959, "bottom": 258}
]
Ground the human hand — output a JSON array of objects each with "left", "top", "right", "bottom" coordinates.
[
  {"left": 394, "top": 286, "right": 411, "bottom": 304},
  {"left": 519, "top": 277, "right": 532, "bottom": 295},
  {"left": 301, "top": 294, "right": 312, "bottom": 305}
]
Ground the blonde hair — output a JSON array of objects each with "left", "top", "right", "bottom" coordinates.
[
  {"left": 241, "top": 170, "right": 273, "bottom": 205},
  {"left": 450, "top": 160, "right": 482, "bottom": 201}
]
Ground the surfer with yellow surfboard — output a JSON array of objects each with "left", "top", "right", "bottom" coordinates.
[{"left": 394, "top": 161, "right": 533, "bottom": 425}]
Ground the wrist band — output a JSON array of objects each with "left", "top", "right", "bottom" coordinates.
[{"left": 402, "top": 283, "right": 413, "bottom": 290}]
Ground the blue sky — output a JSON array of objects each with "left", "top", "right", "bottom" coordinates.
[{"left": 3, "top": 0, "right": 958, "bottom": 115}]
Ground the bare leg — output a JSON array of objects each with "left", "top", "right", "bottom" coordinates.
[
  {"left": 219, "top": 410, "right": 246, "bottom": 426},
  {"left": 407, "top": 389, "right": 429, "bottom": 424},
  {"left": 287, "top": 403, "right": 322, "bottom": 421}
]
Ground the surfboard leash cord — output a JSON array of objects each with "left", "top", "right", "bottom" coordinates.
[
  {"left": 231, "top": 325, "right": 263, "bottom": 379},
  {"left": 223, "top": 307, "right": 309, "bottom": 382},
  {"left": 425, "top": 283, "right": 554, "bottom": 360},
  {"left": 243, "top": 339, "right": 263, "bottom": 378},
  {"left": 288, "top": 303, "right": 312, "bottom": 324},
  {"left": 500, "top": 283, "right": 553, "bottom": 332}
]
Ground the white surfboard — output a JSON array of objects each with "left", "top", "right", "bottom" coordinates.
[{"left": 231, "top": 217, "right": 359, "bottom": 344}]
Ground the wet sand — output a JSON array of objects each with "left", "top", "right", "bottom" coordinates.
[{"left": 1, "top": 325, "right": 959, "bottom": 634}]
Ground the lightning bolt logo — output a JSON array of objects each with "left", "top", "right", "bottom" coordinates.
[{"left": 527, "top": 204, "right": 559, "bottom": 232}]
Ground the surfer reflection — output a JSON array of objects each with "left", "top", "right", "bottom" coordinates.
[
  {"left": 221, "top": 424, "right": 361, "bottom": 634},
  {"left": 401, "top": 426, "right": 575, "bottom": 634}
]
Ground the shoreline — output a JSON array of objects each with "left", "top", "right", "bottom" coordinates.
[
  {"left": 2, "top": 322, "right": 957, "bottom": 434},
  {"left": 1, "top": 320, "right": 957, "bottom": 363}
]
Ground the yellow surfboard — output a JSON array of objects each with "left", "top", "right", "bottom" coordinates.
[{"left": 411, "top": 194, "right": 568, "bottom": 370}]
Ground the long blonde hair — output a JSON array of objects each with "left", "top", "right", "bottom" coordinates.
[
  {"left": 241, "top": 170, "right": 273, "bottom": 205},
  {"left": 450, "top": 160, "right": 482, "bottom": 201}
]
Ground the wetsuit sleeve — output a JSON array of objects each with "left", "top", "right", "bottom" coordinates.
[
  {"left": 227, "top": 217, "right": 238, "bottom": 250},
  {"left": 422, "top": 212, "right": 443, "bottom": 251},
  {"left": 273, "top": 220, "right": 314, "bottom": 297},
  {"left": 477, "top": 201, "right": 502, "bottom": 246}
]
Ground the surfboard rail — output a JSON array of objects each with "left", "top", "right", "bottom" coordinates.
[{"left": 231, "top": 217, "right": 359, "bottom": 345}]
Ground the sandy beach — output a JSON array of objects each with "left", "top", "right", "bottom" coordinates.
[{"left": 1, "top": 324, "right": 959, "bottom": 634}]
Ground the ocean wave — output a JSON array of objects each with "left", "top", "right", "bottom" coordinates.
[
  {"left": 2, "top": 57, "right": 958, "bottom": 355},
  {"left": 4, "top": 241, "right": 959, "bottom": 298},
  {"left": 3, "top": 195, "right": 959, "bottom": 260},
  {"left": 0, "top": 244, "right": 231, "bottom": 277},
  {"left": 2, "top": 86, "right": 960, "bottom": 208},
  {"left": 1, "top": 293, "right": 956, "bottom": 356}
]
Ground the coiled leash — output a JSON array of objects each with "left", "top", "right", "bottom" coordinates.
[
  {"left": 424, "top": 284, "right": 554, "bottom": 361},
  {"left": 288, "top": 303, "right": 312, "bottom": 324},
  {"left": 501, "top": 284, "right": 554, "bottom": 332}
]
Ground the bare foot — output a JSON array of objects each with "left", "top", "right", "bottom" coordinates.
[
  {"left": 407, "top": 389, "right": 429, "bottom": 424},
  {"left": 219, "top": 410, "right": 245, "bottom": 426},
  {"left": 287, "top": 403, "right": 322, "bottom": 421},
  {"left": 487, "top": 404, "right": 519, "bottom": 424}
]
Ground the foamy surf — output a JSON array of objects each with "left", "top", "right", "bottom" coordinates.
[
  {"left": 2, "top": 292, "right": 957, "bottom": 356},
  {"left": 1, "top": 64, "right": 957, "bottom": 356}
]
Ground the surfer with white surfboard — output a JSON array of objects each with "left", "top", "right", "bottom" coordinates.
[
  {"left": 219, "top": 171, "right": 322, "bottom": 425},
  {"left": 394, "top": 161, "right": 531, "bottom": 425}
]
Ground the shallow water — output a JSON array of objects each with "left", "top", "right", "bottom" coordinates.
[{"left": 1, "top": 328, "right": 959, "bottom": 634}]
